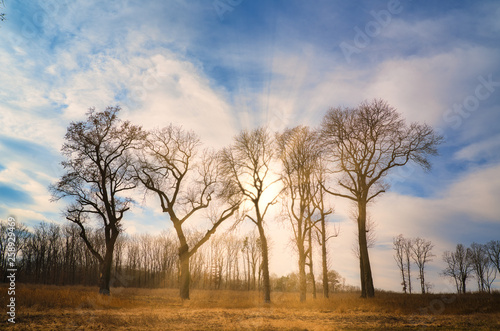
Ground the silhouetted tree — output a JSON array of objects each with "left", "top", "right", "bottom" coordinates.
[
  {"left": 393, "top": 234, "right": 408, "bottom": 293},
  {"left": 442, "top": 244, "right": 474, "bottom": 294},
  {"left": 403, "top": 237, "right": 413, "bottom": 294},
  {"left": 219, "top": 127, "right": 280, "bottom": 303},
  {"left": 411, "top": 237, "right": 434, "bottom": 294},
  {"left": 469, "top": 242, "right": 496, "bottom": 292},
  {"left": 486, "top": 240, "right": 500, "bottom": 274},
  {"left": 135, "top": 125, "right": 239, "bottom": 299},
  {"left": 50, "top": 106, "right": 145, "bottom": 294},
  {"left": 320, "top": 99, "right": 442, "bottom": 298}
]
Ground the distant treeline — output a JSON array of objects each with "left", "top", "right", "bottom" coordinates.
[{"left": 0, "top": 220, "right": 351, "bottom": 292}]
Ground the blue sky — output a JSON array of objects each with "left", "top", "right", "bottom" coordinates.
[{"left": 1, "top": 0, "right": 500, "bottom": 292}]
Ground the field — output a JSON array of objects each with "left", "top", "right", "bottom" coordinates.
[{"left": 2, "top": 285, "right": 500, "bottom": 330}]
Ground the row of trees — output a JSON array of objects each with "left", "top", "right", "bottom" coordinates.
[
  {"left": 49, "top": 99, "right": 442, "bottom": 301},
  {"left": 393, "top": 236, "right": 500, "bottom": 294},
  {"left": 442, "top": 241, "right": 499, "bottom": 294},
  {"left": 393, "top": 235, "right": 435, "bottom": 294},
  {"left": 1, "top": 219, "right": 349, "bottom": 293}
]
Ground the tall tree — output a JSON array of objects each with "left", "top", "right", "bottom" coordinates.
[
  {"left": 241, "top": 232, "right": 261, "bottom": 291},
  {"left": 393, "top": 234, "right": 407, "bottom": 293},
  {"left": 219, "top": 127, "right": 280, "bottom": 303},
  {"left": 276, "top": 126, "right": 320, "bottom": 302},
  {"left": 320, "top": 99, "right": 442, "bottom": 297},
  {"left": 486, "top": 240, "right": 500, "bottom": 273},
  {"left": 469, "top": 242, "right": 496, "bottom": 292},
  {"left": 404, "top": 237, "right": 413, "bottom": 294},
  {"left": 410, "top": 237, "right": 434, "bottom": 294},
  {"left": 442, "top": 244, "right": 474, "bottom": 294},
  {"left": 135, "top": 125, "right": 239, "bottom": 300},
  {"left": 312, "top": 160, "right": 336, "bottom": 299},
  {"left": 50, "top": 106, "right": 145, "bottom": 294}
]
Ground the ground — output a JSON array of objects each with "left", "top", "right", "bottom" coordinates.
[{"left": 2, "top": 285, "right": 500, "bottom": 330}]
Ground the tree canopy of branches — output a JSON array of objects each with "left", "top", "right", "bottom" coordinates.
[
  {"left": 393, "top": 235, "right": 414, "bottom": 294},
  {"left": 276, "top": 125, "right": 321, "bottom": 302},
  {"left": 411, "top": 237, "right": 434, "bottom": 294},
  {"left": 486, "top": 240, "right": 500, "bottom": 274},
  {"left": 320, "top": 99, "right": 442, "bottom": 298},
  {"left": 442, "top": 244, "right": 474, "bottom": 294},
  {"left": 135, "top": 124, "right": 240, "bottom": 300},
  {"left": 219, "top": 127, "right": 280, "bottom": 303},
  {"left": 469, "top": 242, "right": 496, "bottom": 293},
  {"left": 50, "top": 106, "right": 145, "bottom": 295},
  {"left": 393, "top": 234, "right": 408, "bottom": 293}
]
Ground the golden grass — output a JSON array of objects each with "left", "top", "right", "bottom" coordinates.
[{"left": 2, "top": 284, "right": 500, "bottom": 330}]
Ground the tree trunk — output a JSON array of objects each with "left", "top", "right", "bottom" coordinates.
[
  {"left": 359, "top": 252, "right": 365, "bottom": 297},
  {"left": 257, "top": 224, "right": 271, "bottom": 303},
  {"left": 98, "top": 249, "right": 114, "bottom": 295},
  {"left": 307, "top": 225, "right": 317, "bottom": 299},
  {"left": 406, "top": 254, "right": 412, "bottom": 294},
  {"left": 179, "top": 244, "right": 190, "bottom": 300},
  {"left": 320, "top": 217, "right": 329, "bottom": 298},
  {"left": 298, "top": 245, "right": 307, "bottom": 302},
  {"left": 420, "top": 269, "right": 425, "bottom": 294},
  {"left": 357, "top": 200, "right": 375, "bottom": 298}
]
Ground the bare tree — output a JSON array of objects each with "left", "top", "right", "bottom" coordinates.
[
  {"left": 410, "top": 237, "right": 434, "bottom": 294},
  {"left": 442, "top": 244, "right": 474, "bottom": 294},
  {"left": 486, "top": 240, "right": 500, "bottom": 273},
  {"left": 242, "top": 232, "right": 261, "bottom": 291},
  {"left": 469, "top": 242, "right": 496, "bottom": 292},
  {"left": 306, "top": 220, "right": 317, "bottom": 299},
  {"left": 403, "top": 237, "right": 413, "bottom": 294},
  {"left": 50, "top": 107, "right": 145, "bottom": 295},
  {"left": 392, "top": 235, "right": 413, "bottom": 294},
  {"left": 135, "top": 125, "right": 240, "bottom": 299},
  {"left": 393, "top": 234, "right": 407, "bottom": 293},
  {"left": 320, "top": 99, "right": 442, "bottom": 297},
  {"left": 312, "top": 159, "right": 336, "bottom": 299},
  {"left": 219, "top": 127, "right": 280, "bottom": 303},
  {"left": 276, "top": 126, "right": 320, "bottom": 302}
]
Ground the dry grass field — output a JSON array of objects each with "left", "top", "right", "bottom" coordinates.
[{"left": 2, "top": 284, "right": 500, "bottom": 330}]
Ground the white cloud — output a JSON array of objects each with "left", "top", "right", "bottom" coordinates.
[
  {"left": 1, "top": 0, "right": 499, "bottom": 294},
  {"left": 454, "top": 134, "right": 500, "bottom": 161}
]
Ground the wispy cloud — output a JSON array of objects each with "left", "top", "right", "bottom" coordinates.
[{"left": 0, "top": 0, "right": 499, "bottom": 292}]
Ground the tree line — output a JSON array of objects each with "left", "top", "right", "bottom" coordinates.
[
  {"left": 393, "top": 235, "right": 499, "bottom": 294},
  {"left": 1, "top": 219, "right": 351, "bottom": 293},
  {"left": 45, "top": 99, "right": 441, "bottom": 301},
  {"left": 442, "top": 241, "right": 499, "bottom": 294}
]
